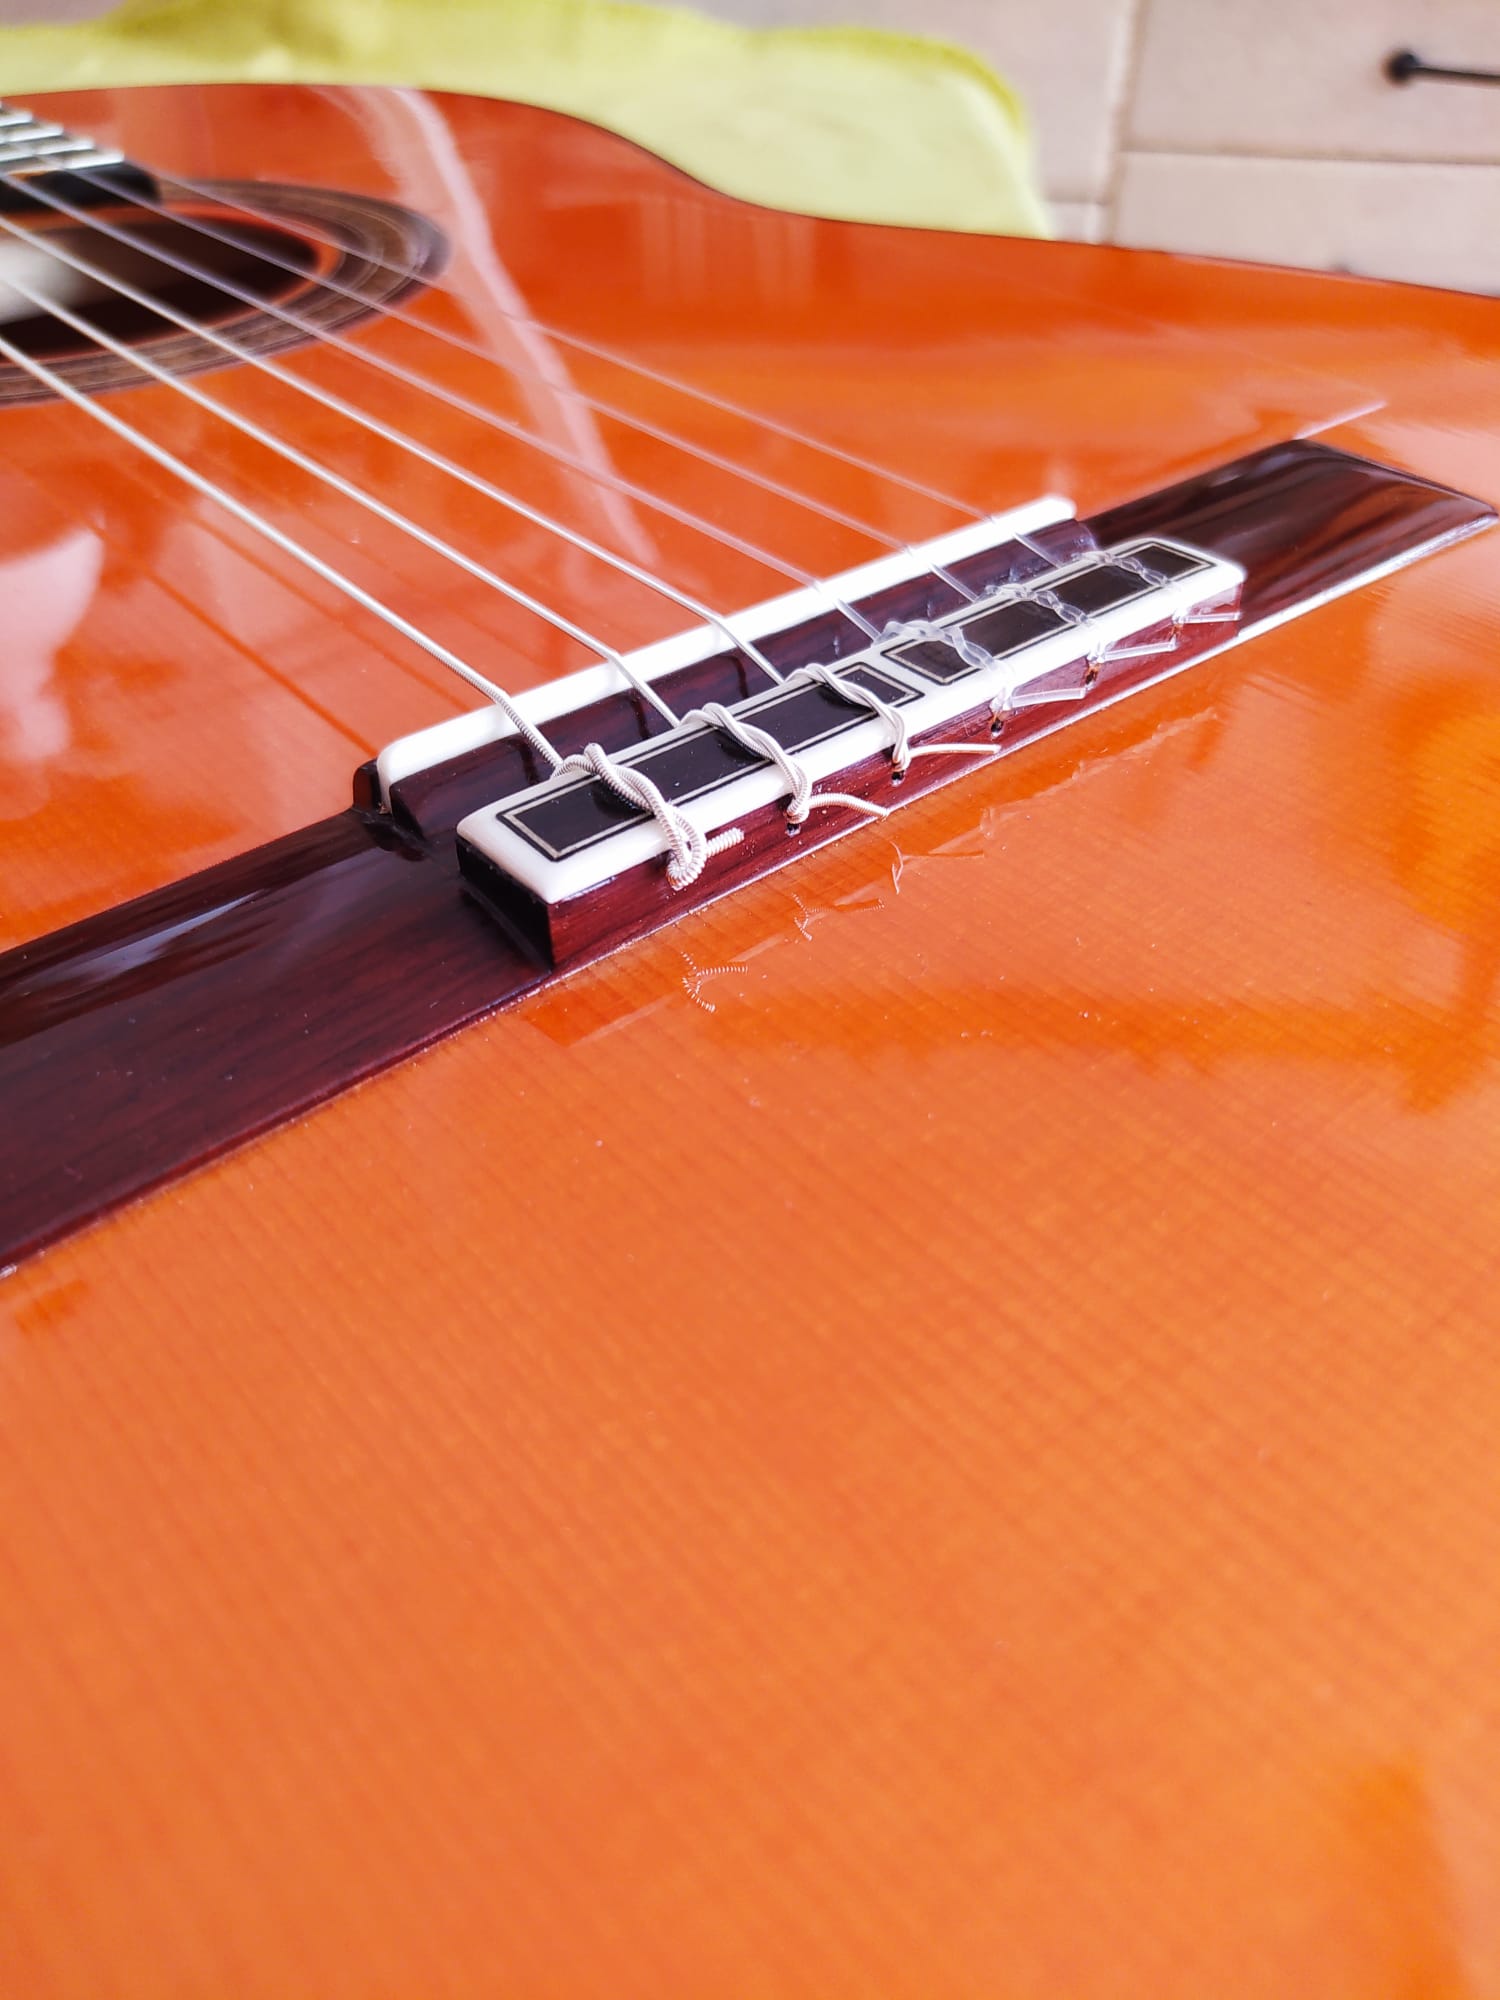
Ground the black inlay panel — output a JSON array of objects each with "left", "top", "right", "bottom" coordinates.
[
  {"left": 739, "top": 663, "right": 919, "bottom": 752},
  {"left": 1047, "top": 564, "right": 1153, "bottom": 615},
  {"left": 1129, "top": 541, "right": 1208, "bottom": 580},
  {"left": 502, "top": 664, "right": 917, "bottom": 864},
  {"left": 885, "top": 636, "right": 975, "bottom": 682},
  {"left": 888, "top": 553, "right": 1201, "bottom": 685},
  {"left": 960, "top": 596, "right": 1074, "bottom": 658},
  {"left": 890, "top": 596, "right": 1076, "bottom": 684}
]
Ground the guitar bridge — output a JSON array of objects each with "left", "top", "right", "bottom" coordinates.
[{"left": 446, "top": 529, "right": 1243, "bottom": 965}]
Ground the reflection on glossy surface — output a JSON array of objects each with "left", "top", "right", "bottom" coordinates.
[
  {"left": 529, "top": 611, "right": 1500, "bottom": 1113},
  {"left": 4, "top": 80, "right": 1500, "bottom": 2000},
  {"left": 0, "top": 523, "right": 101, "bottom": 816}
]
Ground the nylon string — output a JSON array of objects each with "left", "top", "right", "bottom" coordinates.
[
  {"left": 70, "top": 154, "right": 999, "bottom": 596},
  {"left": 0, "top": 140, "right": 1049, "bottom": 834},
  {"left": 0, "top": 323, "right": 569, "bottom": 769},
  {"left": 19, "top": 171, "right": 903, "bottom": 639},
  {"left": 91, "top": 158, "right": 990, "bottom": 529},
  {"left": 90, "top": 164, "right": 962, "bottom": 579},
  {"left": 0, "top": 197, "right": 800, "bottom": 686},
  {"left": 0, "top": 249, "right": 694, "bottom": 729}
]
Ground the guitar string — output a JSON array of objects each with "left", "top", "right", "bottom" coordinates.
[
  {"left": 0, "top": 265, "right": 725, "bottom": 734},
  {"left": 14, "top": 176, "right": 906, "bottom": 646},
  {"left": 79, "top": 169, "right": 988, "bottom": 604},
  {"left": 0, "top": 128, "right": 1057, "bottom": 827},
  {"left": 0, "top": 323, "right": 572, "bottom": 767},
  {"left": 106, "top": 164, "right": 1000, "bottom": 520},
  {"left": 78, "top": 157, "right": 995, "bottom": 581},
  {"left": 20, "top": 191, "right": 940, "bottom": 656},
  {"left": 0, "top": 222, "right": 1019, "bottom": 814},
  {"left": 0, "top": 116, "right": 961, "bottom": 620},
  {"left": 0, "top": 306, "right": 991, "bottom": 866},
  {"left": 77, "top": 137, "right": 1390, "bottom": 501},
  {"left": 0, "top": 271, "right": 1006, "bottom": 857},
  {"left": 0, "top": 250, "right": 1149, "bottom": 873},
  {"left": 4, "top": 249, "right": 1003, "bottom": 799},
  {"left": 6, "top": 112, "right": 1078, "bottom": 616},
  {"left": 43, "top": 168, "right": 976, "bottom": 615},
  {"left": 0, "top": 206, "right": 817, "bottom": 683}
]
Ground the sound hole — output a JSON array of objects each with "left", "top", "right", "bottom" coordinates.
[
  {"left": 0, "top": 215, "right": 318, "bottom": 353},
  {"left": 0, "top": 179, "right": 448, "bottom": 404}
]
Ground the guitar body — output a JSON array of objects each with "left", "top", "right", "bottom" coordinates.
[{"left": 5, "top": 81, "right": 1500, "bottom": 1994}]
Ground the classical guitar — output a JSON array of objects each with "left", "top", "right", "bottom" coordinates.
[{"left": 4, "top": 81, "right": 1500, "bottom": 1994}]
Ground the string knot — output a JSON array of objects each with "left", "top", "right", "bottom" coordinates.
[
  {"left": 559, "top": 741, "right": 741, "bottom": 890},
  {"left": 796, "top": 662, "right": 912, "bottom": 771},
  {"left": 690, "top": 701, "right": 889, "bottom": 830}
]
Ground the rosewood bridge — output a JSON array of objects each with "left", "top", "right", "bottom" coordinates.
[
  {"left": 0, "top": 439, "right": 1492, "bottom": 1265},
  {"left": 413, "top": 520, "right": 1241, "bottom": 964}
]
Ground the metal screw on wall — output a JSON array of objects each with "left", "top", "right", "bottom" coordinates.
[{"left": 1386, "top": 49, "right": 1500, "bottom": 87}]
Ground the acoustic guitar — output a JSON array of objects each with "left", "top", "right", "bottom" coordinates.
[{"left": 3, "top": 80, "right": 1500, "bottom": 1995}]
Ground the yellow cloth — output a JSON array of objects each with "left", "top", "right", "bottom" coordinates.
[{"left": 0, "top": 0, "right": 1048, "bottom": 236}]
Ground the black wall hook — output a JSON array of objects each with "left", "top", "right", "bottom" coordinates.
[{"left": 1386, "top": 49, "right": 1500, "bottom": 88}]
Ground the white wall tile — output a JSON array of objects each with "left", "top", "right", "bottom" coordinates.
[
  {"left": 0, "top": 0, "right": 112, "bottom": 18},
  {"left": 1048, "top": 199, "right": 1106, "bottom": 240},
  {"left": 1114, "top": 151, "right": 1500, "bottom": 292},
  {"left": 1131, "top": 0, "right": 1500, "bottom": 163}
]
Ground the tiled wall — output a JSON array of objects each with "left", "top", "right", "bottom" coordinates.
[{"left": 702, "top": 0, "right": 1500, "bottom": 292}]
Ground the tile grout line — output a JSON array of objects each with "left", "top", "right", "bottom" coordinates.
[
  {"left": 1101, "top": 0, "right": 1150, "bottom": 245},
  {"left": 1124, "top": 142, "right": 1500, "bottom": 170}
]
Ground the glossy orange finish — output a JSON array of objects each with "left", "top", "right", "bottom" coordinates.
[{"left": 6, "top": 82, "right": 1500, "bottom": 1997}]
